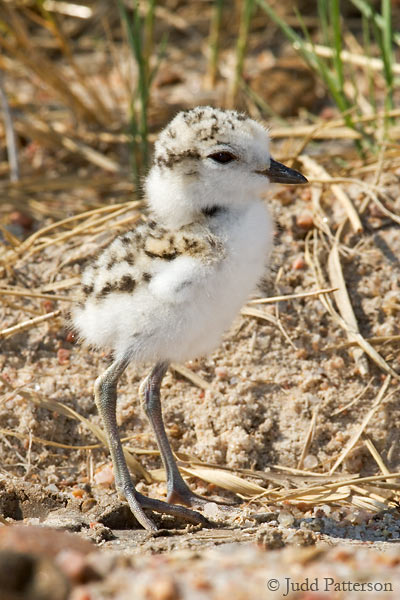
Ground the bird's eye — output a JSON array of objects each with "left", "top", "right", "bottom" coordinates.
[{"left": 207, "top": 152, "right": 236, "bottom": 164}]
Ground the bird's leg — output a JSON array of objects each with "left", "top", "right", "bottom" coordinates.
[
  {"left": 94, "top": 357, "right": 209, "bottom": 531},
  {"left": 142, "top": 362, "right": 213, "bottom": 508}
]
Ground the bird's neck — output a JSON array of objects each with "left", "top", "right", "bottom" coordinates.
[{"left": 145, "top": 166, "right": 255, "bottom": 230}]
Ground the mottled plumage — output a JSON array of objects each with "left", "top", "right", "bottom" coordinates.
[{"left": 71, "top": 106, "right": 307, "bottom": 531}]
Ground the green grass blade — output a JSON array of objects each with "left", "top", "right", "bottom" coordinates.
[{"left": 330, "top": 0, "right": 344, "bottom": 92}]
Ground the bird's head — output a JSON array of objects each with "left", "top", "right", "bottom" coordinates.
[{"left": 146, "top": 106, "right": 307, "bottom": 226}]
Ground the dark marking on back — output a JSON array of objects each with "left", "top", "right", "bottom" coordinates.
[
  {"left": 142, "top": 272, "right": 152, "bottom": 282},
  {"left": 124, "top": 252, "right": 135, "bottom": 266},
  {"left": 182, "top": 237, "right": 199, "bottom": 251},
  {"left": 118, "top": 275, "right": 136, "bottom": 293},
  {"left": 82, "top": 284, "right": 94, "bottom": 296},
  {"left": 120, "top": 235, "right": 131, "bottom": 246},
  {"left": 145, "top": 250, "right": 178, "bottom": 261},
  {"left": 208, "top": 236, "right": 217, "bottom": 249},
  {"left": 107, "top": 256, "right": 116, "bottom": 270},
  {"left": 98, "top": 282, "right": 113, "bottom": 298}
]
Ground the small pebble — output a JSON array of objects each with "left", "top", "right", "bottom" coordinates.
[
  {"left": 278, "top": 510, "right": 295, "bottom": 527},
  {"left": 203, "top": 502, "right": 221, "bottom": 520},
  {"left": 292, "top": 256, "right": 306, "bottom": 270},
  {"left": 256, "top": 528, "right": 285, "bottom": 549},
  {"left": 94, "top": 463, "right": 114, "bottom": 487},
  {"left": 296, "top": 211, "right": 314, "bottom": 230},
  {"left": 327, "top": 356, "right": 345, "bottom": 371},
  {"left": 145, "top": 577, "right": 179, "bottom": 600},
  {"left": 215, "top": 366, "right": 228, "bottom": 379},
  {"left": 43, "top": 299, "right": 55, "bottom": 313},
  {"left": 57, "top": 348, "right": 70, "bottom": 365},
  {"left": 55, "top": 549, "right": 95, "bottom": 584},
  {"left": 303, "top": 454, "right": 318, "bottom": 469}
]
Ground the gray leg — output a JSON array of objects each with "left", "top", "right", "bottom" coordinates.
[
  {"left": 142, "top": 362, "right": 211, "bottom": 507},
  {"left": 94, "top": 357, "right": 209, "bottom": 531}
]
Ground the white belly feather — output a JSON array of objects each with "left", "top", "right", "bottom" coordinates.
[{"left": 73, "top": 201, "right": 272, "bottom": 363}]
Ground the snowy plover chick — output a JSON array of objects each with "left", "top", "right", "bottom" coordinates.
[{"left": 72, "top": 106, "right": 307, "bottom": 531}]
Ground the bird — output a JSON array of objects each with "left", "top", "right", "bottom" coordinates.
[{"left": 71, "top": 106, "right": 307, "bottom": 531}]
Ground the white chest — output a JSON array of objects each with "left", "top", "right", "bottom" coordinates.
[
  {"left": 163, "top": 201, "right": 272, "bottom": 361},
  {"left": 207, "top": 201, "right": 272, "bottom": 316}
]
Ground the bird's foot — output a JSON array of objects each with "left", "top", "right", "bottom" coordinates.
[
  {"left": 167, "top": 486, "right": 240, "bottom": 513},
  {"left": 123, "top": 486, "right": 211, "bottom": 532}
]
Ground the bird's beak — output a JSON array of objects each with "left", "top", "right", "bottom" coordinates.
[{"left": 259, "top": 158, "right": 308, "bottom": 184}]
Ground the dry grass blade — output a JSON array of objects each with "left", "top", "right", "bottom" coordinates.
[
  {"left": 87, "top": 213, "right": 142, "bottom": 235},
  {"left": 0, "top": 376, "right": 151, "bottom": 483},
  {"left": 26, "top": 204, "right": 141, "bottom": 258},
  {"left": 274, "top": 302, "right": 296, "bottom": 350},
  {"left": 298, "top": 42, "right": 400, "bottom": 75},
  {"left": 282, "top": 487, "right": 352, "bottom": 505},
  {"left": 0, "top": 428, "right": 102, "bottom": 451},
  {"left": 181, "top": 465, "right": 268, "bottom": 498},
  {"left": 0, "top": 7, "right": 105, "bottom": 125},
  {"left": 309, "top": 177, "right": 335, "bottom": 240},
  {"left": 328, "top": 241, "right": 369, "bottom": 376},
  {"left": 39, "top": 7, "right": 113, "bottom": 124},
  {"left": 349, "top": 496, "right": 389, "bottom": 512},
  {"left": 0, "top": 427, "right": 158, "bottom": 454},
  {"left": 342, "top": 331, "right": 399, "bottom": 380},
  {"left": 0, "top": 299, "right": 40, "bottom": 318},
  {"left": 0, "top": 287, "right": 77, "bottom": 302},
  {"left": 329, "top": 375, "right": 391, "bottom": 475},
  {"left": 331, "top": 377, "right": 374, "bottom": 416},
  {"left": 248, "top": 287, "right": 337, "bottom": 305},
  {"left": 348, "top": 484, "right": 387, "bottom": 504},
  {"left": 310, "top": 177, "right": 400, "bottom": 227},
  {"left": 297, "top": 406, "right": 319, "bottom": 470},
  {"left": 0, "top": 174, "right": 123, "bottom": 194},
  {"left": 41, "top": 277, "right": 81, "bottom": 292},
  {"left": 268, "top": 464, "right": 336, "bottom": 477},
  {"left": 274, "top": 471, "right": 400, "bottom": 502},
  {"left": 364, "top": 436, "right": 391, "bottom": 477},
  {"left": 16, "top": 116, "right": 121, "bottom": 173},
  {"left": 19, "top": 202, "right": 139, "bottom": 253},
  {"left": 148, "top": 466, "right": 270, "bottom": 497},
  {"left": 41, "top": 1, "right": 93, "bottom": 19},
  {"left": 241, "top": 306, "right": 278, "bottom": 326},
  {"left": 273, "top": 110, "right": 400, "bottom": 143},
  {"left": 0, "top": 224, "right": 21, "bottom": 247},
  {"left": 170, "top": 363, "right": 211, "bottom": 390},
  {"left": 325, "top": 335, "right": 400, "bottom": 351},
  {"left": 0, "top": 310, "right": 61, "bottom": 340},
  {"left": 299, "top": 155, "right": 362, "bottom": 233},
  {"left": 242, "top": 305, "right": 297, "bottom": 350},
  {"left": 175, "top": 453, "right": 329, "bottom": 487},
  {"left": 271, "top": 125, "right": 362, "bottom": 140},
  {"left": 305, "top": 231, "right": 400, "bottom": 380}
]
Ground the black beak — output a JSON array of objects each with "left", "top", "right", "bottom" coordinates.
[{"left": 261, "top": 158, "right": 308, "bottom": 184}]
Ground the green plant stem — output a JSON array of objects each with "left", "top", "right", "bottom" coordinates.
[
  {"left": 228, "top": 0, "right": 254, "bottom": 107},
  {"left": 207, "top": 0, "right": 224, "bottom": 88}
]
